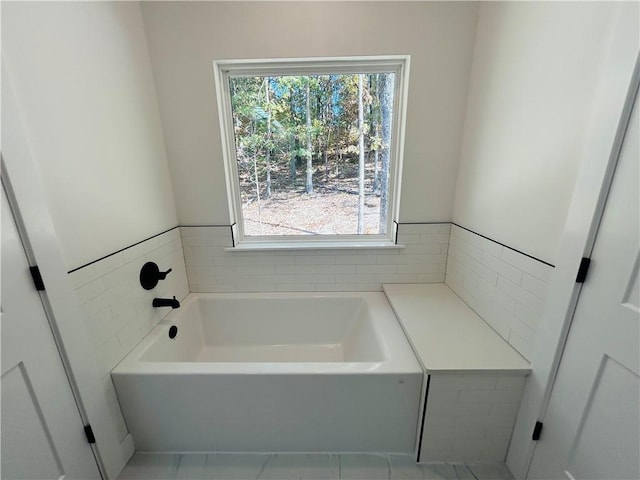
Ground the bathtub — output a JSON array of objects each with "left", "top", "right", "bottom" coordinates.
[{"left": 111, "top": 292, "right": 422, "bottom": 453}]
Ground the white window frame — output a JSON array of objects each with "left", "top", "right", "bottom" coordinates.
[{"left": 213, "top": 56, "right": 410, "bottom": 250}]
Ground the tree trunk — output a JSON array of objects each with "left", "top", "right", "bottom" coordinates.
[
  {"left": 305, "top": 79, "right": 313, "bottom": 194},
  {"left": 291, "top": 137, "right": 298, "bottom": 181},
  {"left": 371, "top": 74, "right": 380, "bottom": 193},
  {"left": 373, "top": 144, "right": 380, "bottom": 193},
  {"left": 264, "top": 78, "right": 272, "bottom": 199},
  {"left": 252, "top": 150, "right": 264, "bottom": 235},
  {"left": 379, "top": 74, "right": 394, "bottom": 235},
  {"left": 357, "top": 74, "right": 365, "bottom": 234}
]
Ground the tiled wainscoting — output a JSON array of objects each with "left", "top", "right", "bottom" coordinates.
[
  {"left": 68, "top": 228, "right": 189, "bottom": 455},
  {"left": 420, "top": 374, "right": 527, "bottom": 462},
  {"left": 181, "top": 223, "right": 450, "bottom": 293},
  {"left": 445, "top": 225, "right": 554, "bottom": 360}
]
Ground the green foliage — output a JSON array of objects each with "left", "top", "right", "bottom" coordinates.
[{"left": 229, "top": 72, "right": 393, "bottom": 201}]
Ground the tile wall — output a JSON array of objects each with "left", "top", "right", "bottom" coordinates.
[
  {"left": 445, "top": 225, "right": 554, "bottom": 361},
  {"left": 181, "top": 223, "right": 450, "bottom": 293},
  {"left": 68, "top": 228, "right": 189, "bottom": 453},
  {"left": 420, "top": 373, "right": 527, "bottom": 462}
]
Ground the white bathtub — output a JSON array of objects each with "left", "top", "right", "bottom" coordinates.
[{"left": 111, "top": 292, "right": 422, "bottom": 453}]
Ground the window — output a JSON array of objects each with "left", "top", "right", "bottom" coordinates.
[{"left": 214, "top": 56, "right": 409, "bottom": 249}]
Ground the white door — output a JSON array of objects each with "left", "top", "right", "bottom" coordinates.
[
  {"left": 528, "top": 87, "right": 640, "bottom": 478},
  {"left": 1, "top": 186, "right": 101, "bottom": 480}
]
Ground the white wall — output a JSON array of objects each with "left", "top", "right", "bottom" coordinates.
[
  {"left": 452, "top": 2, "right": 623, "bottom": 264},
  {"left": 2, "top": 2, "right": 177, "bottom": 270},
  {"left": 140, "top": 1, "right": 478, "bottom": 226}
]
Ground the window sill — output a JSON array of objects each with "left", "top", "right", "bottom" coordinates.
[{"left": 225, "top": 241, "right": 405, "bottom": 252}]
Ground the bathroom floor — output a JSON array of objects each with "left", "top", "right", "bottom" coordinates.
[{"left": 117, "top": 453, "right": 514, "bottom": 480}]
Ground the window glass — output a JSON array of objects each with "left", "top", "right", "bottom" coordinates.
[{"left": 215, "top": 58, "right": 408, "bottom": 247}]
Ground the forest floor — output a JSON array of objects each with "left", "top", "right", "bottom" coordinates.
[{"left": 241, "top": 162, "right": 383, "bottom": 236}]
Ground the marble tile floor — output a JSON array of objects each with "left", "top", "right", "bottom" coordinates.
[{"left": 117, "top": 453, "right": 514, "bottom": 480}]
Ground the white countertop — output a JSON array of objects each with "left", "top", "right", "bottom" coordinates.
[{"left": 382, "top": 284, "right": 531, "bottom": 374}]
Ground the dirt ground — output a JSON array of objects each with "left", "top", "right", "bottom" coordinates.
[
  {"left": 240, "top": 160, "right": 386, "bottom": 236},
  {"left": 243, "top": 188, "right": 381, "bottom": 236}
]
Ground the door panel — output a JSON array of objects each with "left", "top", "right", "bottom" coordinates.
[
  {"left": 1, "top": 363, "right": 64, "bottom": 480},
  {"left": 1, "top": 187, "right": 100, "bottom": 480},
  {"left": 568, "top": 356, "right": 639, "bottom": 480},
  {"left": 528, "top": 81, "right": 639, "bottom": 479}
]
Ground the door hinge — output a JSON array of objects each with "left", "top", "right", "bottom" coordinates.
[
  {"left": 532, "top": 421, "right": 543, "bottom": 441},
  {"left": 84, "top": 424, "right": 96, "bottom": 444},
  {"left": 29, "top": 266, "right": 45, "bottom": 291},
  {"left": 575, "top": 257, "right": 591, "bottom": 283}
]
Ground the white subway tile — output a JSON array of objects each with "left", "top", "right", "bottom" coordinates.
[
  {"left": 356, "top": 264, "right": 397, "bottom": 274},
  {"left": 259, "top": 274, "right": 296, "bottom": 284},
  {"left": 458, "top": 390, "right": 509, "bottom": 404},
  {"left": 482, "top": 254, "right": 523, "bottom": 285},
  {"left": 497, "top": 277, "right": 544, "bottom": 313},
  {"left": 69, "top": 253, "right": 125, "bottom": 288},
  {"left": 398, "top": 224, "right": 437, "bottom": 235},
  {"left": 334, "top": 254, "right": 378, "bottom": 265},
  {"left": 187, "top": 265, "right": 235, "bottom": 276},
  {"left": 75, "top": 278, "right": 105, "bottom": 304},
  {"left": 459, "top": 375, "right": 499, "bottom": 390},
  {"left": 510, "top": 317, "right": 536, "bottom": 345},
  {"left": 423, "top": 244, "right": 445, "bottom": 255},
  {"left": 426, "top": 426, "right": 486, "bottom": 441},
  {"left": 507, "top": 331, "right": 534, "bottom": 361},
  {"left": 252, "top": 255, "right": 295, "bottom": 266},
  {"left": 496, "top": 376, "right": 527, "bottom": 391},
  {"left": 449, "top": 440, "right": 485, "bottom": 462},
  {"left": 377, "top": 254, "right": 419, "bottom": 265},
  {"left": 514, "top": 303, "right": 542, "bottom": 330},
  {"left": 450, "top": 238, "right": 484, "bottom": 262},
  {"left": 276, "top": 284, "right": 317, "bottom": 292},
  {"left": 450, "top": 250, "right": 498, "bottom": 285},
  {"left": 425, "top": 416, "right": 456, "bottom": 429},
  {"left": 145, "top": 241, "right": 177, "bottom": 260},
  {"left": 213, "top": 255, "right": 255, "bottom": 266},
  {"left": 376, "top": 273, "right": 419, "bottom": 284},
  {"left": 94, "top": 336, "right": 123, "bottom": 377},
  {"left": 235, "top": 265, "right": 276, "bottom": 275},
  {"left": 501, "top": 249, "right": 554, "bottom": 282},
  {"left": 429, "top": 375, "right": 464, "bottom": 391},
  {"left": 417, "top": 273, "right": 446, "bottom": 283},
  {"left": 275, "top": 265, "right": 313, "bottom": 275},
  {"left": 421, "top": 233, "right": 450, "bottom": 245},
  {"left": 425, "top": 389, "right": 460, "bottom": 404},
  {"left": 192, "top": 283, "right": 238, "bottom": 293},
  {"left": 361, "top": 248, "right": 399, "bottom": 256},
  {"left": 453, "top": 415, "right": 514, "bottom": 429},
  {"left": 479, "top": 438, "right": 511, "bottom": 462},
  {"left": 101, "top": 261, "right": 141, "bottom": 291},
  {"left": 397, "top": 264, "right": 426, "bottom": 274},
  {"left": 294, "top": 255, "right": 336, "bottom": 265},
  {"left": 418, "top": 253, "right": 448, "bottom": 265},
  {"left": 428, "top": 401, "right": 492, "bottom": 417},
  {"left": 521, "top": 272, "right": 548, "bottom": 299},
  {"left": 399, "top": 244, "right": 423, "bottom": 255},
  {"left": 315, "top": 264, "right": 357, "bottom": 274},
  {"left": 295, "top": 274, "right": 335, "bottom": 284},
  {"left": 489, "top": 402, "right": 521, "bottom": 417},
  {"left": 396, "top": 233, "right": 421, "bottom": 245},
  {"left": 328, "top": 283, "right": 381, "bottom": 292}
]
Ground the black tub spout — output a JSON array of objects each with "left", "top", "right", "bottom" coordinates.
[{"left": 152, "top": 296, "right": 180, "bottom": 309}]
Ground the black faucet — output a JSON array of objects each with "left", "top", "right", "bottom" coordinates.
[{"left": 152, "top": 296, "right": 180, "bottom": 309}]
